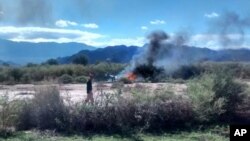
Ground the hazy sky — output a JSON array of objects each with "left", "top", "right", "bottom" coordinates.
[{"left": 0, "top": 0, "right": 250, "bottom": 49}]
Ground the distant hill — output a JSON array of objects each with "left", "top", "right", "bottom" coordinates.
[
  {"left": 0, "top": 60, "right": 16, "bottom": 66},
  {"left": 1, "top": 38, "right": 250, "bottom": 65},
  {"left": 0, "top": 39, "right": 96, "bottom": 64},
  {"left": 58, "top": 44, "right": 250, "bottom": 64},
  {"left": 58, "top": 45, "right": 139, "bottom": 64}
]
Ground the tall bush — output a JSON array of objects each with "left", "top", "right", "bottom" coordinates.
[
  {"left": 31, "top": 87, "right": 69, "bottom": 131},
  {"left": 188, "top": 71, "right": 247, "bottom": 123}
]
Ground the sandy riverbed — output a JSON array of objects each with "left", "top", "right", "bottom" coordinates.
[{"left": 0, "top": 82, "right": 187, "bottom": 103}]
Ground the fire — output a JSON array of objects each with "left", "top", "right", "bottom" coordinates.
[{"left": 127, "top": 72, "right": 137, "bottom": 81}]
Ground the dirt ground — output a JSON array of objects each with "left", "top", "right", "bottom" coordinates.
[{"left": 0, "top": 82, "right": 187, "bottom": 103}]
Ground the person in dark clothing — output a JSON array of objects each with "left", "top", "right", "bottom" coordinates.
[{"left": 85, "top": 74, "right": 94, "bottom": 104}]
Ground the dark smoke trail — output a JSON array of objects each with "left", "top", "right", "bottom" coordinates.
[
  {"left": 215, "top": 12, "right": 250, "bottom": 48},
  {"left": 17, "top": 0, "right": 53, "bottom": 26},
  {"left": 0, "top": 0, "right": 53, "bottom": 26},
  {"left": 146, "top": 30, "right": 169, "bottom": 66},
  {"left": 121, "top": 30, "right": 192, "bottom": 81}
]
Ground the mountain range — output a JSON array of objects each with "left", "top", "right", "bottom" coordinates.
[
  {"left": 1, "top": 38, "right": 250, "bottom": 65},
  {"left": 58, "top": 45, "right": 139, "bottom": 64},
  {"left": 58, "top": 44, "right": 250, "bottom": 64},
  {"left": 0, "top": 39, "right": 96, "bottom": 64}
]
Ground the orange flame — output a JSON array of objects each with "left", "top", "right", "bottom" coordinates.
[{"left": 127, "top": 72, "right": 137, "bottom": 81}]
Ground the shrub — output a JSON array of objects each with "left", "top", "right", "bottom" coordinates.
[
  {"left": 188, "top": 73, "right": 225, "bottom": 122},
  {"left": 0, "top": 63, "right": 125, "bottom": 84},
  {"left": 75, "top": 75, "right": 88, "bottom": 83},
  {"left": 26, "top": 63, "right": 38, "bottom": 67},
  {"left": 172, "top": 65, "right": 203, "bottom": 80},
  {"left": 0, "top": 72, "right": 5, "bottom": 82},
  {"left": 9, "top": 68, "right": 22, "bottom": 82},
  {"left": 68, "top": 87, "right": 193, "bottom": 133},
  {"left": 20, "top": 73, "right": 31, "bottom": 83},
  {"left": 31, "top": 87, "right": 69, "bottom": 131},
  {"left": 44, "top": 59, "right": 59, "bottom": 65},
  {"left": 118, "top": 77, "right": 132, "bottom": 84},
  {"left": 212, "top": 71, "right": 246, "bottom": 121},
  {"left": 188, "top": 71, "right": 247, "bottom": 123},
  {"left": 58, "top": 74, "right": 73, "bottom": 84},
  {"left": 16, "top": 101, "right": 34, "bottom": 130},
  {"left": 72, "top": 55, "right": 88, "bottom": 65},
  {"left": 0, "top": 93, "right": 21, "bottom": 137}
]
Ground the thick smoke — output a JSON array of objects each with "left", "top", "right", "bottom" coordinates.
[
  {"left": 121, "top": 30, "right": 192, "bottom": 81},
  {"left": 145, "top": 31, "right": 169, "bottom": 66},
  {"left": 0, "top": 0, "right": 53, "bottom": 26},
  {"left": 0, "top": 3, "right": 3, "bottom": 21},
  {"left": 214, "top": 12, "right": 250, "bottom": 48},
  {"left": 17, "top": 0, "right": 52, "bottom": 26}
]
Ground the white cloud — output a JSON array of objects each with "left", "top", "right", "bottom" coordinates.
[
  {"left": 0, "top": 26, "right": 146, "bottom": 47},
  {"left": 55, "top": 19, "right": 78, "bottom": 27},
  {"left": 0, "top": 26, "right": 104, "bottom": 46},
  {"left": 1, "top": 26, "right": 249, "bottom": 48},
  {"left": 82, "top": 23, "right": 99, "bottom": 29},
  {"left": 150, "top": 20, "right": 166, "bottom": 25},
  {"left": 100, "top": 37, "right": 145, "bottom": 47},
  {"left": 141, "top": 26, "right": 148, "bottom": 30},
  {"left": 204, "top": 12, "right": 219, "bottom": 18}
]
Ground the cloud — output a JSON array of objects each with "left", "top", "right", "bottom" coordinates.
[
  {"left": 204, "top": 12, "right": 219, "bottom": 18},
  {"left": 82, "top": 23, "right": 99, "bottom": 29},
  {"left": 141, "top": 26, "right": 148, "bottom": 30},
  {"left": 150, "top": 20, "right": 166, "bottom": 25},
  {"left": 99, "top": 37, "right": 145, "bottom": 47},
  {"left": 0, "top": 26, "right": 146, "bottom": 47},
  {"left": 0, "top": 26, "right": 104, "bottom": 45},
  {"left": 55, "top": 20, "right": 78, "bottom": 27}
]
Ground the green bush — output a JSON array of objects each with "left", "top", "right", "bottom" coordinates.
[
  {"left": 58, "top": 74, "right": 73, "bottom": 84},
  {"left": 75, "top": 75, "right": 88, "bottom": 83},
  {"left": 118, "top": 77, "right": 132, "bottom": 84},
  {"left": 188, "top": 73, "right": 225, "bottom": 122},
  {"left": 44, "top": 59, "right": 59, "bottom": 65},
  {"left": 188, "top": 71, "right": 247, "bottom": 123},
  {"left": 0, "top": 93, "right": 21, "bottom": 137},
  {"left": 9, "top": 68, "right": 23, "bottom": 82},
  {"left": 20, "top": 73, "right": 31, "bottom": 83},
  {"left": 72, "top": 55, "right": 88, "bottom": 65},
  {"left": 0, "top": 72, "right": 5, "bottom": 82},
  {"left": 212, "top": 71, "right": 246, "bottom": 121},
  {"left": 16, "top": 101, "right": 34, "bottom": 130},
  {"left": 172, "top": 65, "right": 203, "bottom": 80},
  {"left": 0, "top": 63, "right": 125, "bottom": 84}
]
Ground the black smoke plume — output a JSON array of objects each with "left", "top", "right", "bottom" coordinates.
[
  {"left": 214, "top": 12, "right": 250, "bottom": 48},
  {"left": 122, "top": 30, "right": 190, "bottom": 81},
  {"left": 0, "top": 0, "right": 53, "bottom": 26},
  {"left": 17, "top": 0, "right": 52, "bottom": 26}
]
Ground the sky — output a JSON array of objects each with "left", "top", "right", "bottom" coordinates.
[{"left": 0, "top": 0, "right": 250, "bottom": 49}]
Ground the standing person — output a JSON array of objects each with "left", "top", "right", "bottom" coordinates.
[{"left": 85, "top": 73, "right": 94, "bottom": 104}]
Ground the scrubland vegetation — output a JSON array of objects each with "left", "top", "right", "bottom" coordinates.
[
  {"left": 0, "top": 62, "right": 125, "bottom": 84},
  {"left": 0, "top": 62, "right": 250, "bottom": 140},
  {"left": 1, "top": 62, "right": 250, "bottom": 85}
]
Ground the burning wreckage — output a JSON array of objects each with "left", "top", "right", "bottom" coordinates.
[{"left": 122, "top": 30, "right": 191, "bottom": 82}]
